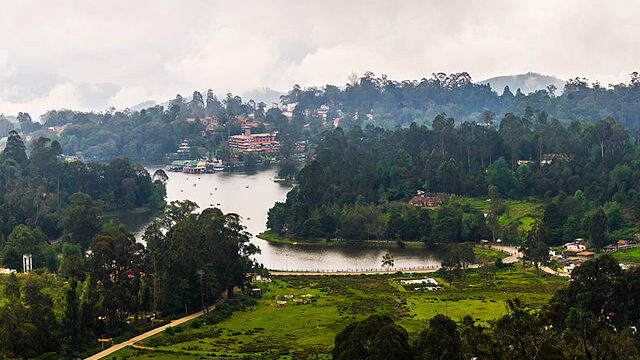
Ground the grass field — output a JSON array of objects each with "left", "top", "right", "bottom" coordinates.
[
  {"left": 105, "top": 266, "right": 566, "bottom": 360},
  {"left": 612, "top": 247, "right": 640, "bottom": 264},
  {"left": 465, "top": 198, "right": 542, "bottom": 233},
  {"left": 473, "top": 247, "right": 509, "bottom": 262}
]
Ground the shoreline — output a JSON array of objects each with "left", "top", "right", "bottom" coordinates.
[{"left": 257, "top": 231, "right": 427, "bottom": 248}]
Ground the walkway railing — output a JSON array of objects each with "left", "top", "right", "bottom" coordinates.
[{"left": 269, "top": 265, "right": 440, "bottom": 273}]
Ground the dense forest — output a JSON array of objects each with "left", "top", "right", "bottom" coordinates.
[
  {"left": 268, "top": 114, "right": 636, "bottom": 250},
  {"left": 0, "top": 130, "right": 166, "bottom": 269},
  {"left": 282, "top": 71, "right": 640, "bottom": 132},
  {"left": 0, "top": 129, "right": 259, "bottom": 358},
  {"left": 333, "top": 255, "right": 640, "bottom": 360},
  {"left": 7, "top": 71, "right": 639, "bottom": 165},
  {"left": 0, "top": 202, "right": 258, "bottom": 358},
  {"left": 39, "top": 92, "right": 307, "bottom": 162}
]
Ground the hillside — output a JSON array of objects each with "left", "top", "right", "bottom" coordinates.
[{"left": 479, "top": 72, "right": 565, "bottom": 95}]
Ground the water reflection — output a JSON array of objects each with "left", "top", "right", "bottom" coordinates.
[{"left": 133, "top": 167, "right": 440, "bottom": 271}]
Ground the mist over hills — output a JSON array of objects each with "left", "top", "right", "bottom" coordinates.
[
  {"left": 127, "top": 74, "right": 564, "bottom": 113},
  {"left": 241, "top": 87, "right": 285, "bottom": 105},
  {"left": 0, "top": 72, "right": 576, "bottom": 121},
  {"left": 479, "top": 72, "right": 565, "bottom": 95}
]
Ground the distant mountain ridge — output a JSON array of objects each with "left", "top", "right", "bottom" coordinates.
[
  {"left": 127, "top": 77, "right": 564, "bottom": 113},
  {"left": 479, "top": 72, "right": 565, "bottom": 95},
  {"left": 241, "top": 87, "right": 285, "bottom": 104},
  {"left": 127, "top": 87, "right": 284, "bottom": 113}
]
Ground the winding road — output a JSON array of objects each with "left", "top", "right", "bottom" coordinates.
[
  {"left": 490, "top": 244, "right": 558, "bottom": 275},
  {"left": 84, "top": 292, "right": 227, "bottom": 360}
]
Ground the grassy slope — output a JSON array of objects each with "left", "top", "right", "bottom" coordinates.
[
  {"left": 612, "top": 247, "right": 640, "bottom": 263},
  {"left": 465, "top": 198, "right": 543, "bottom": 233},
  {"left": 108, "top": 266, "right": 566, "bottom": 360},
  {"left": 474, "top": 247, "right": 509, "bottom": 262}
]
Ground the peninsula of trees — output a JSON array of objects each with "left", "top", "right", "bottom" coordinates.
[{"left": 268, "top": 114, "right": 635, "bottom": 251}]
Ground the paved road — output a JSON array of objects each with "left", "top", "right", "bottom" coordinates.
[
  {"left": 488, "top": 245, "right": 521, "bottom": 263},
  {"left": 85, "top": 295, "right": 226, "bottom": 360},
  {"left": 489, "top": 244, "right": 558, "bottom": 275}
]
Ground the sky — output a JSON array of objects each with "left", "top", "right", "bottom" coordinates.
[{"left": 1, "top": 0, "right": 639, "bottom": 119}]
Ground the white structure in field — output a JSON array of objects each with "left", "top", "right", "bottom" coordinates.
[{"left": 22, "top": 253, "right": 32, "bottom": 273}]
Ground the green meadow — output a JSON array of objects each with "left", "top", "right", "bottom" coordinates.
[
  {"left": 612, "top": 247, "right": 640, "bottom": 264},
  {"left": 105, "top": 265, "right": 566, "bottom": 360}
]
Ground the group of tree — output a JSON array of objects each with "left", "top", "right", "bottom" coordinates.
[
  {"left": 268, "top": 195, "right": 489, "bottom": 246},
  {"left": 268, "top": 110, "right": 640, "bottom": 249},
  {"left": 10, "top": 70, "right": 640, "bottom": 168},
  {"left": 143, "top": 200, "right": 259, "bottom": 315},
  {"left": 333, "top": 255, "right": 640, "bottom": 360},
  {"left": 36, "top": 90, "right": 314, "bottom": 165},
  {"left": 0, "top": 130, "right": 165, "bottom": 272},
  {"left": 281, "top": 71, "right": 640, "bottom": 133},
  {"left": 0, "top": 201, "right": 258, "bottom": 358}
]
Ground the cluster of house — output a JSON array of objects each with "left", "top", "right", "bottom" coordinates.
[
  {"left": 553, "top": 239, "right": 593, "bottom": 276},
  {"left": 517, "top": 153, "right": 574, "bottom": 166},
  {"left": 274, "top": 102, "right": 356, "bottom": 129},
  {"left": 46, "top": 123, "right": 71, "bottom": 135},
  {"left": 177, "top": 114, "right": 272, "bottom": 134},
  {"left": 408, "top": 191, "right": 448, "bottom": 208},
  {"left": 168, "top": 159, "right": 224, "bottom": 173},
  {"left": 603, "top": 239, "right": 634, "bottom": 252},
  {"left": 560, "top": 239, "right": 595, "bottom": 258},
  {"left": 553, "top": 238, "right": 637, "bottom": 276}
]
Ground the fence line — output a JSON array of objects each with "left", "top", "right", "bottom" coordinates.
[{"left": 269, "top": 265, "right": 440, "bottom": 273}]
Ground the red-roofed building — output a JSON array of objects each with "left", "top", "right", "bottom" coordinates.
[
  {"left": 577, "top": 251, "right": 595, "bottom": 258},
  {"left": 228, "top": 127, "right": 280, "bottom": 153},
  {"left": 200, "top": 116, "right": 217, "bottom": 126}
]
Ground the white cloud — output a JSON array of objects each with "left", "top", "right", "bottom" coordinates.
[
  {"left": 108, "top": 86, "right": 151, "bottom": 110},
  {"left": 0, "top": 0, "right": 638, "bottom": 117},
  {"left": 0, "top": 82, "right": 86, "bottom": 119},
  {"left": 0, "top": 50, "right": 15, "bottom": 76}
]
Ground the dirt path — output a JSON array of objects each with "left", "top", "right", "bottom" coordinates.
[{"left": 84, "top": 293, "right": 227, "bottom": 360}]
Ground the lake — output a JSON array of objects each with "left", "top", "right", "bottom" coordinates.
[{"left": 134, "top": 167, "right": 441, "bottom": 271}]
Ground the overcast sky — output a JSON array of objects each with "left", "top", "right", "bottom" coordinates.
[{"left": 1, "top": 0, "right": 638, "bottom": 118}]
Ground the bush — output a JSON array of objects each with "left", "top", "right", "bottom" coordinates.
[
  {"left": 191, "top": 319, "right": 203, "bottom": 329},
  {"left": 201, "top": 298, "right": 256, "bottom": 326},
  {"left": 495, "top": 257, "right": 509, "bottom": 269}
]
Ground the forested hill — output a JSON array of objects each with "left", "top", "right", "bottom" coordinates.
[
  {"left": 0, "top": 131, "right": 166, "bottom": 267},
  {"left": 280, "top": 71, "right": 640, "bottom": 132},
  {"left": 478, "top": 72, "right": 564, "bottom": 95},
  {"left": 268, "top": 115, "right": 637, "bottom": 247},
  {"left": 13, "top": 71, "right": 639, "bottom": 162}
]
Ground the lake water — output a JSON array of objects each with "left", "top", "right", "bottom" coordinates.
[{"left": 135, "top": 167, "right": 440, "bottom": 271}]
